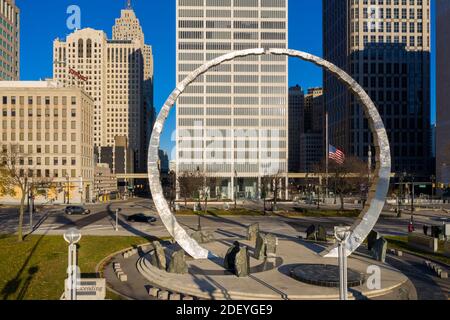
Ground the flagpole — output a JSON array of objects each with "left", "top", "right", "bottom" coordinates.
[{"left": 326, "top": 111, "right": 329, "bottom": 199}]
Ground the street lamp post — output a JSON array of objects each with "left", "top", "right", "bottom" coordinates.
[
  {"left": 335, "top": 226, "right": 351, "bottom": 301},
  {"left": 63, "top": 228, "right": 82, "bottom": 300}
]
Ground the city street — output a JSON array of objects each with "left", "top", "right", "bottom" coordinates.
[{"left": 1, "top": 198, "right": 449, "bottom": 240}]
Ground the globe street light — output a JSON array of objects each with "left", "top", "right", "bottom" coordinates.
[
  {"left": 335, "top": 226, "right": 351, "bottom": 300},
  {"left": 63, "top": 228, "right": 82, "bottom": 300}
]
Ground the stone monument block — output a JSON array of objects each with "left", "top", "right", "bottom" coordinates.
[
  {"left": 317, "top": 225, "right": 327, "bottom": 242},
  {"left": 306, "top": 225, "right": 316, "bottom": 240},
  {"left": 367, "top": 230, "right": 380, "bottom": 251},
  {"left": 224, "top": 241, "right": 241, "bottom": 271},
  {"left": 168, "top": 249, "right": 188, "bottom": 274},
  {"left": 247, "top": 223, "right": 260, "bottom": 242},
  {"left": 254, "top": 234, "right": 266, "bottom": 260},
  {"left": 235, "top": 246, "right": 250, "bottom": 278},
  {"left": 191, "top": 230, "right": 215, "bottom": 244},
  {"left": 371, "top": 237, "right": 388, "bottom": 263},
  {"left": 265, "top": 234, "right": 278, "bottom": 257},
  {"left": 151, "top": 241, "right": 167, "bottom": 270}
]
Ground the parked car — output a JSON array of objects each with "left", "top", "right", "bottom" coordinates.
[
  {"left": 65, "top": 206, "right": 91, "bottom": 215},
  {"left": 127, "top": 214, "right": 157, "bottom": 224}
]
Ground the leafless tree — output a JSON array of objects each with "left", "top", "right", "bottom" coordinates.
[
  {"left": 260, "top": 175, "right": 273, "bottom": 214},
  {"left": 163, "top": 170, "right": 177, "bottom": 211},
  {"left": 0, "top": 145, "right": 52, "bottom": 242},
  {"left": 327, "top": 156, "right": 367, "bottom": 210},
  {"left": 177, "top": 171, "right": 203, "bottom": 210}
]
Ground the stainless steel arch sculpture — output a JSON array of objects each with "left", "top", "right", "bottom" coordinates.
[{"left": 148, "top": 48, "right": 391, "bottom": 260}]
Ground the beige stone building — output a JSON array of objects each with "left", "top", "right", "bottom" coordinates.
[
  {"left": 0, "top": 80, "right": 94, "bottom": 204},
  {"left": 53, "top": 5, "right": 154, "bottom": 174},
  {"left": 0, "top": 0, "right": 19, "bottom": 80}
]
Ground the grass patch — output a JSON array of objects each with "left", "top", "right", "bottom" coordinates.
[
  {"left": 385, "top": 235, "right": 450, "bottom": 265},
  {"left": 286, "top": 208, "right": 361, "bottom": 218},
  {"left": 176, "top": 208, "right": 265, "bottom": 216},
  {"left": 175, "top": 207, "right": 361, "bottom": 218},
  {"left": 0, "top": 235, "right": 150, "bottom": 300}
]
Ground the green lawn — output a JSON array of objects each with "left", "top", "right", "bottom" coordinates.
[
  {"left": 287, "top": 208, "right": 361, "bottom": 218},
  {"left": 385, "top": 235, "right": 450, "bottom": 265},
  {"left": 176, "top": 208, "right": 265, "bottom": 216},
  {"left": 175, "top": 207, "right": 361, "bottom": 218},
  {"left": 0, "top": 234, "right": 151, "bottom": 300}
]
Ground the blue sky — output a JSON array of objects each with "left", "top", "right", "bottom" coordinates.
[{"left": 17, "top": 0, "right": 436, "bottom": 159}]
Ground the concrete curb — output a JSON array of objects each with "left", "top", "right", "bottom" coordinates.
[{"left": 95, "top": 243, "right": 153, "bottom": 301}]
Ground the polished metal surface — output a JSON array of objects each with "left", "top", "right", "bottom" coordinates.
[{"left": 148, "top": 48, "right": 391, "bottom": 259}]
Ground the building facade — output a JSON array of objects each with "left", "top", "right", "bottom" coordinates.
[
  {"left": 53, "top": 5, "right": 154, "bottom": 174},
  {"left": 323, "top": 0, "right": 432, "bottom": 178},
  {"left": 0, "top": 81, "right": 94, "bottom": 204},
  {"left": 113, "top": 6, "right": 156, "bottom": 169},
  {"left": 288, "top": 85, "right": 304, "bottom": 173},
  {"left": 300, "top": 87, "right": 324, "bottom": 172},
  {"left": 176, "top": 0, "right": 289, "bottom": 199},
  {"left": 436, "top": 0, "right": 450, "bottom": 186},
  {"left": 0, "top": 0, "right": 19, "bottom": 80},
  {"left": 94, "top": 163, "right": 118, "bottom": 202}
]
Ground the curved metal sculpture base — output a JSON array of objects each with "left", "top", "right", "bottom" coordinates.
[{"left": 148, "top": 48, "right": 391, "bottom": 260}]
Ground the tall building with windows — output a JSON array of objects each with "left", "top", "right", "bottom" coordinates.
[
  {"left": 0, "top": 80, "right": 94, "bottom": 204},
  {"left": 53, "top": 4, "right": 154, "bottom": 175},
  {"left": 323, "top": 0, "right": 432, "bottom": 178},
  {"left": 0, "top": 0, "right": 20, "bottom": 80},
  {"left": 113, "top": 4, "right": 155, "bottom": 164},
  {"left": 300, "top": 87, "right": 324, "bottom": 172},
  {"left": 288, "top": 85, "right": 304, "bottom": 173},
  {"left": 176, "top": 0, "right": 288, "bottom": 199},
  {"left": 436, "top": 0, "right": 450, "bottom": 186}
]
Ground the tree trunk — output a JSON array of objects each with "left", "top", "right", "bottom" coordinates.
[
  {"left": 340, "top": 193, "right": 345, "bottom": 211},
  {"left": 18, "top": 193, "right": 26, "bottom": 242}
]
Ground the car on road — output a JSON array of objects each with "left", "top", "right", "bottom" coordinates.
[
  {"left": 64, "top": 206, "right": 91, "bottom": 215},
  {"left": 126, "top": 213, "right": 157, "bottom": 224}
]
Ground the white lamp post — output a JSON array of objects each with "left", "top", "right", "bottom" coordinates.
[
  {"left": 64, "top": 228, "right": 82, "bottom": 300},
  {"left": 335, "top": 226, "right": 351, "bottom": 300}
]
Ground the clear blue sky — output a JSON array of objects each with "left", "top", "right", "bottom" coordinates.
[{"left": 17, "top": 0, "right": 436, "bottom": 159}]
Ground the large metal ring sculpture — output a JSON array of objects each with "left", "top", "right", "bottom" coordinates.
[{"left": 148, "top": 48, "right": 391, "bottom": 260}]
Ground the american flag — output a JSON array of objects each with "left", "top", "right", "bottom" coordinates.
[{"left": 329, "top": 145, "right": 345, "bottom": 164}]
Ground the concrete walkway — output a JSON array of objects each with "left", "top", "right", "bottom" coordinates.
[{"left": 101, "top": 236, "right": 411, "bottom": 300}]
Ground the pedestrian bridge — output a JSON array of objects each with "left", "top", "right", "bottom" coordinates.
[{"left": 116, "top": 173, "right": 396, "bottom": 180}]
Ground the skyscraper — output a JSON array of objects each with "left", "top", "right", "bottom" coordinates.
[
  {"left": 288, "top": 85, "right": 304, "bottom": 173},
  {"left": 436, "top": 0, "right": 450, "bottom": 186},
  {"left": 113, "top": 4, "right": 155, "bottom": 163},
  {"left": 53, "top": 4, "right": 154, "bottom": 175},
  {"left": 300, "top": 87, "right": 324, "bottom": 172},
  {"left": 323, "top": 0, "right": 432, "bottom": 178},
  {"left": 0, "top": 0, "right": 19, "bottom": 80},
  {"left": 176, "top": 0, "right": 289, "bottom": 199}
]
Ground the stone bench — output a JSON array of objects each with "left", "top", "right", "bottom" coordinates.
[
  {"left": 408, "top": 233, "right": 438, "bottom": 253},
  {"left": 388, "top": 249, "right": 403, "bottom": 257},
  {"left": 424, "top": 261, "right": 448, "bottom": 279},
  {"left": 123, "top": 248, "right": 138, "bottom": 259},
  {"left": 113, "top": 263, "right": 128, "bottom": 282}
]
